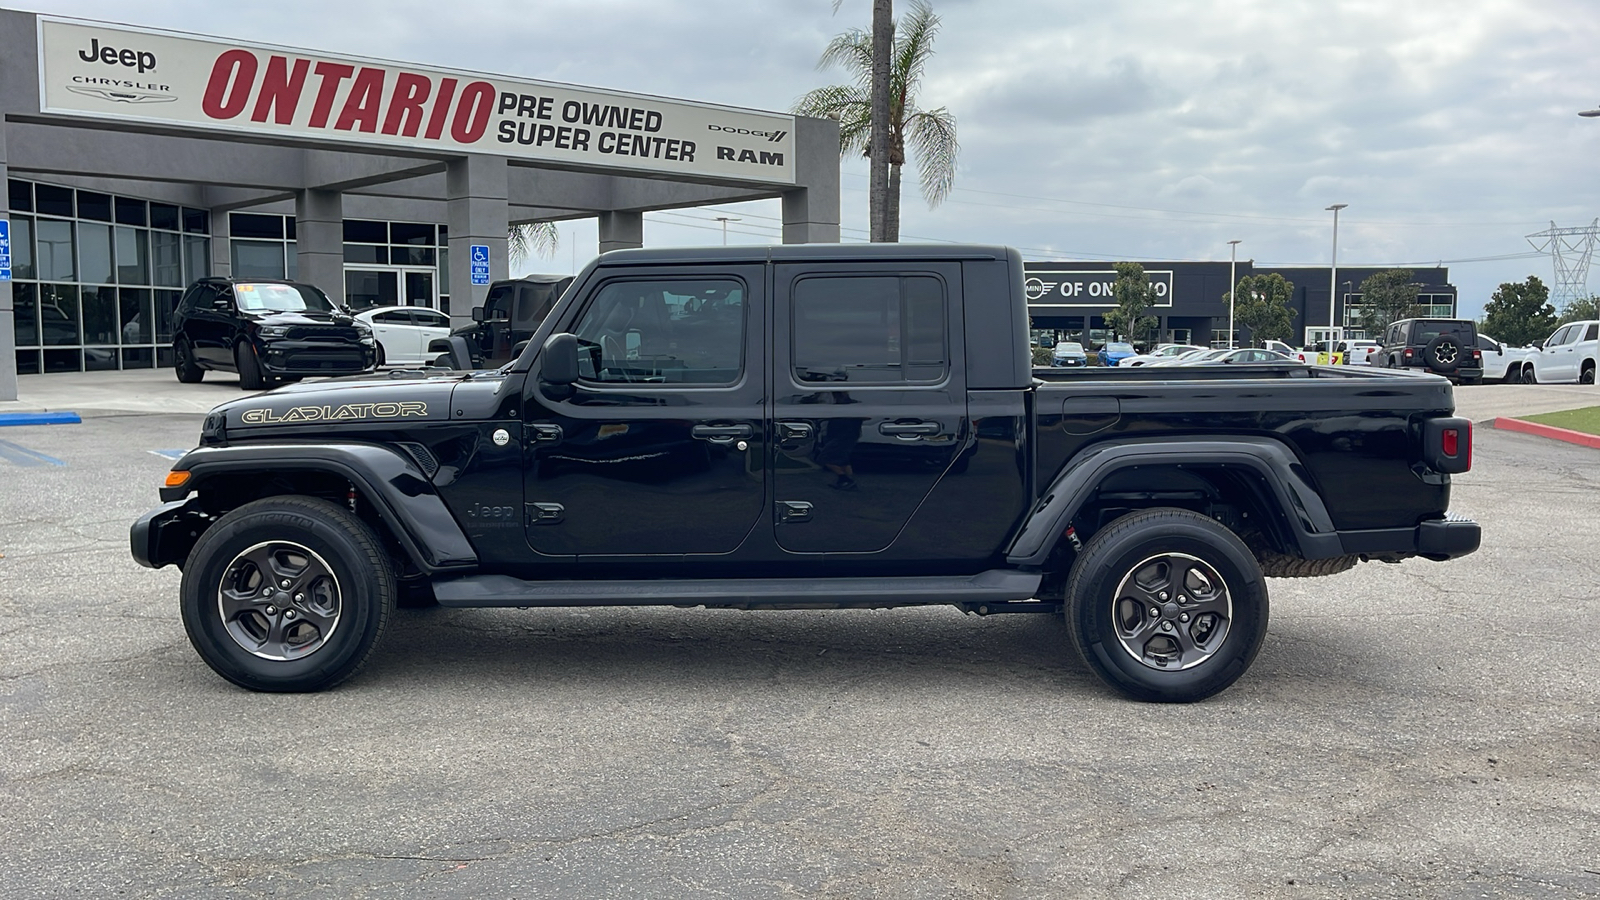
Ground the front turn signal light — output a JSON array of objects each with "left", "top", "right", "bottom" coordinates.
[{"left": 164, "top": 470, "right": 191, "bottom": 488}]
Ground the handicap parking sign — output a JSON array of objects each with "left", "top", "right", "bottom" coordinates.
[
  {"left": 0, "top": 219, "right": 11, "bottom": 282},
  {"left": 469, "top": 243, "right": 490, "bottom": 285}
]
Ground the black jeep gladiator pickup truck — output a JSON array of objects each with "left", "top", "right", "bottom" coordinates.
[{"left": 132, "top": 244, "right": 1480, "bottom": 702}]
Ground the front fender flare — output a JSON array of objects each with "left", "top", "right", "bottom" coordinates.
[
  {"left": 1005, "top": 436, "right": 1343, "bottom": 567},
  {"left": 161, "top": 442, "right": 478, "bottom": 573}
]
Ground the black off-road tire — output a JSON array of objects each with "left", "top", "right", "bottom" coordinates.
[
  {"left": 1423, "top": 335, "right": 1462, "bottom": 374},
  {"left": 175, "top": 341, "right": 204, "bottom": 383},
  {"left": 1066, "top": 508, "right": 1269, "bottom": 703},
  {"left": 236, "top": 342, "right": 267, "bottom": 391},
  {"left": 180, "top": 496, "right": 396, "bottom": 692}
]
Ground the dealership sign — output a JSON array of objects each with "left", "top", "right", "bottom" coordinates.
[
  {"left": 1024, "top": 268, "right": 1174, "bottom": 308},
  {"left": 36, "top": 17, "right": 796, "bottom": 184}
]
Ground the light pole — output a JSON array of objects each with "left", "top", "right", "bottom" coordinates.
[
  {"left": 1227, "top": 240, "right": 1241, "bottom": 348},
  {"left": 1326, "top": 203, "right": 1347, "bottom": 348},
  {"left": 1580, "top": 105, "right": 1600, "bottom": 117},
  {"left": 714, "top": 216, "right": 740, "bottom": 245}
]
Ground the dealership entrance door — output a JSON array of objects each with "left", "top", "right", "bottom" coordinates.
[{"left": 344, "top": 266, "right": 436, "bottom": 310}]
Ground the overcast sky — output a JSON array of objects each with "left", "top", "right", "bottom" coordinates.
[{"left": 24, "top": 0, "right": 1600, "bottom": 317}]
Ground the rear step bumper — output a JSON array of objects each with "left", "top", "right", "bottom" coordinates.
[
  {"left": 432, "top": 569, "right": 1043, "bottom": 610},
  {"left": 1337, "top": 512, "right": 1481, "bottom": 562}
]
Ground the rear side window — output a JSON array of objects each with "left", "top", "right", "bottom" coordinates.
[
  {"left": 792, "top": 275, "right": 947, "bottom": 384},
  {"left": 1586, "top": 323, "right": 1599, "bottom": 342},
  {"left": 371, "top": 310, "right": 410, "bottom": 325}
]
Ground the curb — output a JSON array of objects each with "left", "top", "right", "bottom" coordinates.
[
  {"left": 1490, "top": 416, "right": 1600, "bottom": 449},
  {"left": 0, "top": 411, "right": 82, "bottom": 427}
]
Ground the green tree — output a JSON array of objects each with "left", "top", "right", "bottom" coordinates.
[
  {"left": 507, "top": 222, "right": 558, "bottom": 265},
  {"left": 1103, "top": 262, "right": 1158, "bottom": 344},
  {"left": 1231, "top": 273, "right": 1298, "bottom": 345},
  {"left": 1481, "top": 276, "right": 1556, "bottom": 346},
  {"left": 1557, "top": 294, "right": 1600, "bottom": 326},
  {"left": 1355, "top": 269, "right": 1422, "bottom": 336},
  {"left": 794, "top": 0, "right": 958, "bottom": 241}
]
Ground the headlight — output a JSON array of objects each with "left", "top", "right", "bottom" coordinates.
[
  {"left": 258, "top": 324, "right": 290, "bottom": 338},
  {"left": 353, "top": 320, "right": 373, "bottom": 334}
]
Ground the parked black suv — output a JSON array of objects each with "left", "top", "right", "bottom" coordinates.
[
  {"left": 172, "top": 278, "right": 378, "bottom": 390},
  {"left": 448, "top": 274, "right": 574, "bottom": 367},
  {"left": 1376, "top": 318, "right": 1483, "bottom": 384}
]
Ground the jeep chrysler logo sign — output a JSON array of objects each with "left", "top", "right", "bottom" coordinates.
[
  {"left": 36, "top": 17, "right": 796, "bottom": 184},
  {"left": 1025, "top": 270, "right": 1174, "bottom": 308}
]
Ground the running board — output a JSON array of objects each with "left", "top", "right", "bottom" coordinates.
[{"left": 431, "top": 569, "right": 1042, "bottom": 610}]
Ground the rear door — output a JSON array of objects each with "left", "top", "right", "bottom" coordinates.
[
  {"left": 523, "top": 267, "right": 766, "bottom": 557},
  {"left": 771, "top": 262, "right": 967, "bottom": 554}
]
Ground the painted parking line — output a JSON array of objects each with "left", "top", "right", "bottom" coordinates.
[
  {"left": 148, "top": 449, "right": 189, "bottom": 460},
  {"left": 0, "top": 439, "right": 68, "bottom": 468},
  {"left": 0, "top": 411, "right": 82, "bottom": 427}
]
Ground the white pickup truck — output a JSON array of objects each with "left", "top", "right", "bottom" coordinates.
[
  {"left": 1517, "top": 320, "right": 1599, "bottom": 385},
  {"left": 1478, "top": 334, "right": 1536, "bottom": 384}
]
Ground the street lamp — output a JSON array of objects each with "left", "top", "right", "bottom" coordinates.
[
  {"left": 713, "top": 216, "right": 741, "bottom": 245},
  {"left": 1227, "top": 240, "right": 1241, "bottom": 348},
  {"left": 1580, "top": 105, "right": 1600, "bottom": 117},
  {"left": 1326, "top": 203, "right": 1348, "bottom": 349}
]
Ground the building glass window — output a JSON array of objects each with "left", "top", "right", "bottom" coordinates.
[
  {"left": 5, "top": 178, "right": 210, "bottom": 375},
  {"left": 232, "top": 240, "right": 286, "bottom": 279},
  {"left": 230, "top": 213, "right": 284, "bottom": 239}
]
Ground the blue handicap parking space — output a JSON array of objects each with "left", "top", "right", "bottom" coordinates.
[{"left": 0, "top": 438, "right": 67, "bottom": 467}]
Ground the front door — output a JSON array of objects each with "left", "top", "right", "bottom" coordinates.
[
  {"left": 345, "top": 266, "right": 436, "bottom": 310},
  {"left": 523, "top": 267, "right": 766, "bottom": 557},
  {"left": 771, "top": 263, "right": 968, "bottom": 554}
]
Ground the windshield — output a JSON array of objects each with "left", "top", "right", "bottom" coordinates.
[
  {"left": 236, "top": 283, "right": 334, "bottom": 313},
  {"left": 1055, "top": 342, "right": 1084, "bottom": 353},
  {"left": 1105, "top": 342, "right": 1134, "bottom": 353}
]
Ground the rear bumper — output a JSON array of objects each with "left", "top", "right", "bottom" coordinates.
[{"left": 1336, "top": 512, "right": 1481, "bottom": 562}]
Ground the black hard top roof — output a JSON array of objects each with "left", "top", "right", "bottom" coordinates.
[{"left": 597, "top": 243, "right": 1016, "bottom": 265}]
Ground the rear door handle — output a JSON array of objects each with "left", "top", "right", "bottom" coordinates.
[
  {"left": 878, "top": 421, "right": 941, "bottom": 438},
  {"left": 691, "top": 423, "right": 753, "bottom": 443}
]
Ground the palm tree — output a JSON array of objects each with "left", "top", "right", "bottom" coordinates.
[
  {"left": 507, "top": 222, "right": 559, "bottom": 265},
  {"left": 795, "top": 0, "right": 958, "bottom": 242}
]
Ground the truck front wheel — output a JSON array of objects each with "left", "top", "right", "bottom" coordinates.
[
  {"left": 1065, "top": 508, "right": 1268, "bottom": 702},
  {"left": 179, "top": 496, "right": 395, "bottom": 692}
]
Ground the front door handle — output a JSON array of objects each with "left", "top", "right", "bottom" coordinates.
[
  {"left": 878, "top": 421, "right": 941, "bottom": 438},
  {"left": 691, "top": 423, "right": 753, "bottom": 443}
]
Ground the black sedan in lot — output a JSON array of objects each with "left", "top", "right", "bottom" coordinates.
[{"left": 172, "top": 278, "right": 378, "bottom": 390}]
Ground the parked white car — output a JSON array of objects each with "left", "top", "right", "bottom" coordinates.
[
  {"left": 1334, "top": 339, "right": 1381, "bottom": 366},
  {"left": 1150, "top": 348, "right": 1232, "bottom": 367},
  {"left": 1260, "top": 339, "right": 1297, "bottom": 357},
  {"left": 1477, "top": 334, "right": 1535, "bottom": 383},
  {"left": 354, "top": 306, "right": 453, "bottom": 366},
  {"left": 1524, "top": 320, "right": 1599, "bottom": 385},
  {"left": 1121, "top": 344, "right": 1204, "bottom": 367}
]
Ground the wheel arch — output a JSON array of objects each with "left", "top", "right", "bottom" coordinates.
[
  {"left": 1007, "top": 436, "right": 1343, "bottom": 569},
  {"left": 158, "top": 443, "right": 478, "bottom": 575}
]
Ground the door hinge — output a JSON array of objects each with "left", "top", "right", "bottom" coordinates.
[
  {"left": 529, "top": 424, "right": 563, "bottom": 443},
  {"left": 778, "top": 501, "right": 813, "bottom": 523},
  {"left": 526, "top": 502, "right": 565, "bottom": 525}
]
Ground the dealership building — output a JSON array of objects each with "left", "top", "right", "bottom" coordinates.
[
  {"left": 0, "top": 9, "right": 839, "bottom": 399},
  {"left": 1023, "top": 261, "right": 1458, "bottom": 349}
]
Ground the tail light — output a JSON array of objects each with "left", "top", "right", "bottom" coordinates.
[
  {"left": 1423, "top": 417, "right": 1471, "bottom": 473},
  {"left": 1404, "top": 348, "right": 1414, "bottom": 360}
]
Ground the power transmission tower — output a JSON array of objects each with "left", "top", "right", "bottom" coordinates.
[{"left": 1526, "top": 220, "right": 1600, "bottom": 307}]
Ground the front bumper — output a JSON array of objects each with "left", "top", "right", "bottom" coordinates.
[
  {"left": 130, "top": 498, "right": 211, "bottom": 569},
  {"left": 1337, "top": 512, "right": 1481, "bottom": 562},
  {"left": 259, "top": 339, "right": 377, "bottom": 376}
]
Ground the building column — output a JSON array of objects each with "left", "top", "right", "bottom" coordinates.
[
  {"left": 445, "top": 155, "right": 508, "bottom": 327},
  {"left": 783, "top": 115, "right": 841, "bottom": 244},
  {"left": 597, "top": 211, "right": 643, "bottom": 254},
  {"left": 209, "top": 207, "right": 231, "bottom": 278},
  {"left": 295, "top": 189, "right": 344, "bottom": 305},
  {"left": 0, "top": 117, "right": 15, "bottom": 401}
]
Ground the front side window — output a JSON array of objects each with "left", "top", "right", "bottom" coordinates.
[
  {"left": 791, "top": 275, "right": 946, "bottom": 384},
  {"left": 572, "top": 278, "right": 745, "bottom": 385}
]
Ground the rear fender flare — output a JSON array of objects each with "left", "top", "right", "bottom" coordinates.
[
  {"left": 163, "top": 442, "right": 478, "bottom": 574},
  {"left": 1005, "top": 436, "right": 1342, "bottom": 566}
]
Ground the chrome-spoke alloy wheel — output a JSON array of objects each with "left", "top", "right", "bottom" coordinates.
[
  {"left": 216, "top": 541, "right": 342, "bottom": 661},
  {"left": 1111, "top": 552, "right": 1233, "bottom": 671}
]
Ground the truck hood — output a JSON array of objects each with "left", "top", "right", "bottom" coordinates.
[{"left": 208, "top": 370, "right": 506, "bottom": 434}]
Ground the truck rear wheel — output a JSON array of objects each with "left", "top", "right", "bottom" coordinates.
[
  {"left": 179, "top": 496, "right": 395, "bottom": 692},
  {"left": 1065, "top": 508, "right": 1268, "bottom": 702}
]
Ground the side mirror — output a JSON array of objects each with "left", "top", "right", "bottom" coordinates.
[
  {"left": 540, "top": 332, "right": 580, "bottom": 386},
  {"left": 471, "top": 306, "right": 485, "bottom": 323}
]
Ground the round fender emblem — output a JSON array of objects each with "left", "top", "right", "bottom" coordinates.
[{"left": 492, "top": 428, "right": 511, "bottom": 446}]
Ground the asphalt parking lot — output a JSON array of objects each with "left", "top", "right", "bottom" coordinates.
[{"left": 1, "top": 375, "right": 1598, "bottom": 898}]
